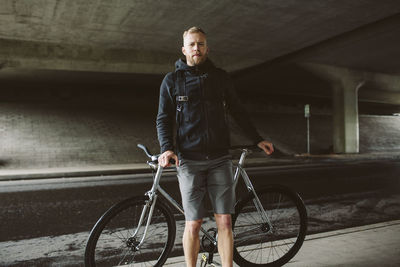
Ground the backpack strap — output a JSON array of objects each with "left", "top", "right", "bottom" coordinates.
[
  {"left": 175, "top": 70, "right": 187, "bottom": 106},
  {"left": 173, "top": 70, "right": 187, "bottom": 151}
]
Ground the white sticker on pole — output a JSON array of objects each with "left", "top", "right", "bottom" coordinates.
[{"left": 305, "top": 104, "right": 310, "bottom": 118}]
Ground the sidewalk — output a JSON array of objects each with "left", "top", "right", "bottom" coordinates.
[{"left": 163, "top": 220, "right": 400, "bottom": 266}]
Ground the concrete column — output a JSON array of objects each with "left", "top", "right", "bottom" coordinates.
[
  {"left": 301, "top": 62, "right": 400, "bottom": 154},
  {"left": 332, "top": 80, "right": 361, "bottom": 153}
]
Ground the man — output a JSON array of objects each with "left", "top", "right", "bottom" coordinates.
[{"left": 156, "top": 26, "right": 273, "bottom": 267}]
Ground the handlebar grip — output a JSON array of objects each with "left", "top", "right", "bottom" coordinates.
[
  {"left": 137, "top": 144, "right": 153, "bottom": 158},
  {"left": 155, "top": 157, "right": 176, "bottom": 166}
]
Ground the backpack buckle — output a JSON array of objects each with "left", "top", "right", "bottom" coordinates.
[{"left": 177, "top": 96, "right": 189, "bottom": 102}]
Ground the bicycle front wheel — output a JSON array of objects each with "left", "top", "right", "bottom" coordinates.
[
  {"left": 233, "top": 185, "right": 307, "bottom": 267},
  {"left": 85, "top": 196, "right": 176, "bottom": 267}
]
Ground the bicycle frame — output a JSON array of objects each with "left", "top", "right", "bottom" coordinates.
[{"left": 132, "top": 149, "right": 272, "bottom": 250}]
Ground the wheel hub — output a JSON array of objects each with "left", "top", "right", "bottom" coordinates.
[
  {"left": 261, "top": 223, "right": 271, "bottom": 232},
  {"left": 126, "top": 237, "right": 140, "bottom": 252}
]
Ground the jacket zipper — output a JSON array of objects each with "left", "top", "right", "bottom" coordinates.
[{"left": 200, "top": 74, "right": 209, "bottom": 159}]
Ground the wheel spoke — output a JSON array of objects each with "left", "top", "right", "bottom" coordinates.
[
  {"left": 233, "top": 186, "right": 307, "bottom": 266},
  {"left": 85, "top": 197, "right": 176, "bottom": 267}
]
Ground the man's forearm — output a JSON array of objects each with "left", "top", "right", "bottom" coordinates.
[{"left": 156, "top": 114, "right": 175, "bottom": 153}]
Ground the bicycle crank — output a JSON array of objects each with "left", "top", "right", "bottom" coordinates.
[{"left": 200, "top": 227, "right": 218, "bottom": 253}]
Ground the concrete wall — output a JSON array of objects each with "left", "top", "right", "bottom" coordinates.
[{"left": 1, "top": 63, "right": 400, "bottom": 169}]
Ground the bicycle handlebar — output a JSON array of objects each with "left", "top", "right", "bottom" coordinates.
[
  {"left": 137, "top": 144, "right": 176, "bottom": 165},
  {"left": 137, "top": 144, "right": 152, "bottom": 157},
  {"left": 137, "top": 144, "right": 159, "bottom": 162},
  {"left": 229, "top": 145, "right": 260, "bottom": 151},
  {"left": 137, "top": 143, "right": 262, "bottom": 166}
]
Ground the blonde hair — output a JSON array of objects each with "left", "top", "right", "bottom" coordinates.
[{"left": 183, "top": 26, "right": 206, "bottom": 40}]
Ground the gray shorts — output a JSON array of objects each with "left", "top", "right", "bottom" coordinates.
[{"left": 176, "top": 155, "right": 235, "bottom": 221}]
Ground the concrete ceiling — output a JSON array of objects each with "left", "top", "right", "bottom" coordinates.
[
  {"left": 0, "top": 0, "right": 399, "bottom": 74},
  {"left": 0, "top": 0, "right": 400, "bottom": 109}
]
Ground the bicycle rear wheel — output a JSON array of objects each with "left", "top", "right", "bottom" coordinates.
[
  {"left": 233, "top": 185, "right": 307, "bottom": 267},
  {"left": 85, "top": 196, "right": 176, "bottom": 267}
]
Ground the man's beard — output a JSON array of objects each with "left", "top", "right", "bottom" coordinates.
[{"left": 191, "top": 55, "right": 207, "bottom": 66}]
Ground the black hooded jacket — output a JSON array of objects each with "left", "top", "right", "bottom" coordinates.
[{"left": 156, "top": 58, "right": 263, "bottom": 160}]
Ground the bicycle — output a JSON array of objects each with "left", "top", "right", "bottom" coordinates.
[{"left": 85, "top": 144, "right": 308, "bottom": 267}]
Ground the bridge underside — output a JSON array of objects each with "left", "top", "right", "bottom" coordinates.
[{"left": 1, "top": 0, "right": 400, "bottom": 154}]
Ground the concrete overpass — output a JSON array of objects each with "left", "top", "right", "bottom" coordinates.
[{"left": 1, "top": 0, "right": 400, "bottom": 154}]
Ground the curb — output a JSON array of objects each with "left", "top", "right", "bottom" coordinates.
[{"left": 0, "top": 154, "right": 399, "bottom": 181}]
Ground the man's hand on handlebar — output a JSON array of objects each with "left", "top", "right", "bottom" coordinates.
[
  {"left": 159, "top": 150, "right": 179, "bottom": 167},
  {"left": 257, "top": 140, "right": 274, "bottom": 155}
]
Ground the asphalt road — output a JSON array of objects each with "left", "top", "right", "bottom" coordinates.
[
  {"left": 1, "top": 160, "right": 399, "bottom": 241},
  {"left": 0, "top": 160, "right": 399, "bottom": 266}
]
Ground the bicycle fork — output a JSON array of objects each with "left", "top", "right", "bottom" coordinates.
[
  {"left": 128, "top": 194, "right": 158, "bottom": 252},
  {"left": 129, "top": 164, "right": 165, "bottom": 251}
]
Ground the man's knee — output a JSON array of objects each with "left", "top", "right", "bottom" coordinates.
[
  {"left": 215, "top": 214, "right": 232, "bottom": 231},
  {"left": 185, "top": 219, "right": 203, "bottom": 237}
]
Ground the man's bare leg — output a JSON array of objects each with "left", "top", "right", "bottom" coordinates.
[
  {"left": 215, "top": 213, "right": 233, "bottom": 267},
  {"left": 183, "top": 219, "right": 203, "bottom": 267}
]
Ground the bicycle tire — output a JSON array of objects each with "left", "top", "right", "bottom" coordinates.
[
  {"left": 233, "top": 185, "right": 307, "bottom": 267},
  {"left": 85, "top": 195, "right": 176, "bottom": 267}
]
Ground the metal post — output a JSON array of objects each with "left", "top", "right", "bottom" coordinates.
[
  {"left": 307, "top": 116, "right": 310, "bottom": 154},
  {"left": 305, "top": 104, "right": 310, "bottom": 154}
]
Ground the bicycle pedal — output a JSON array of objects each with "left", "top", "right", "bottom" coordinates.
[
  {"left": 201, "top": 254, "right": 222, "bottom": 266},
  {"left": 201, "top": 254, "right": 207, "bottom": 261},
  {"left": 200, "top": 254, "right": 217, "bottom": 266},
  {"left": 200, "top": 254, "right": 207, "bottom": 267}
]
